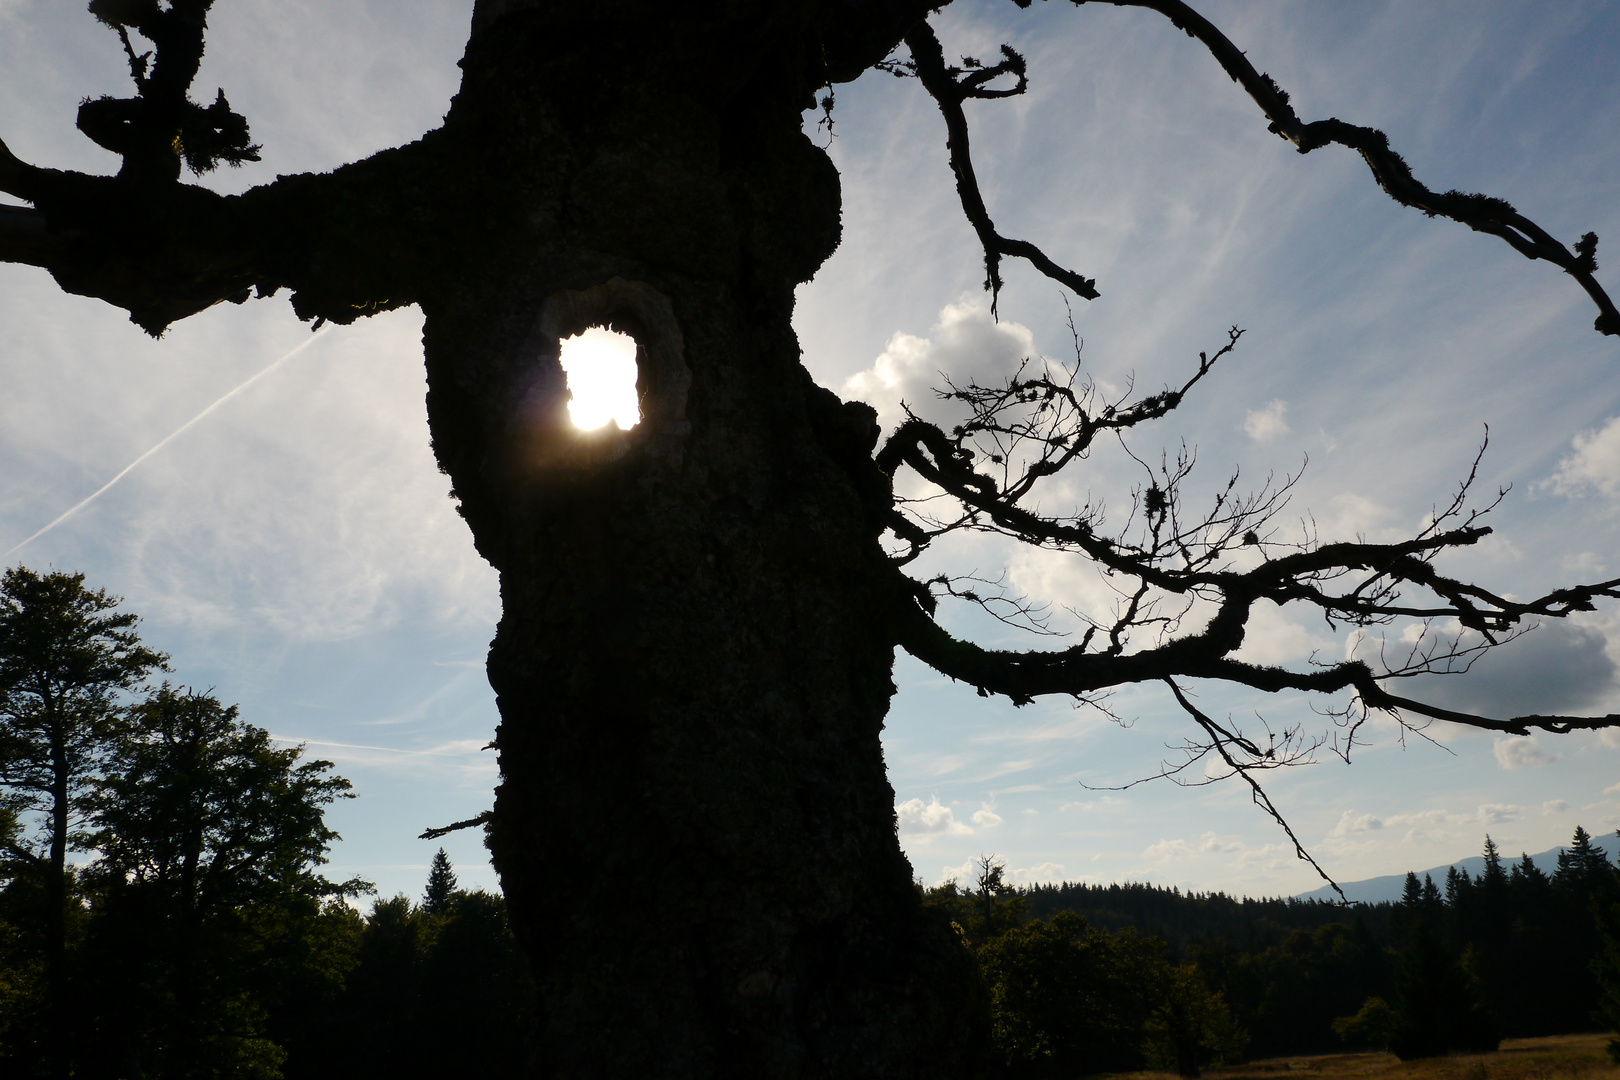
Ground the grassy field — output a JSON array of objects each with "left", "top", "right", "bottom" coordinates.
[{"left": 1119, "top": 1034, "right": 1620, "bottom": 1080}]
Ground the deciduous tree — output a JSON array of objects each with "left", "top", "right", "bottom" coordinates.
[
  {"left": 81, "top": 684, "right": 364, "bottom": 1075},
  {"left": 0, "top": 566, "right": 165, "bottom": 1076},
  {"left": 2, "top": 2, "right": 1619, "bottom": 1073}
]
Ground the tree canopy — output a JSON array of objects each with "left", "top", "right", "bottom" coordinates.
[
  {"left": 0, "top": 566, "right": 167, "bottom": 1075},
  {"left": 0, "top": 574, "right": 369, "bottom": 1077}
]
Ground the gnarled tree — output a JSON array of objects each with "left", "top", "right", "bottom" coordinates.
[{"left": 1, "top": 1, "right": 1616, "bottom": 1075}]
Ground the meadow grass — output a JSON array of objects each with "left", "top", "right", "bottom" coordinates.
[{"left": 1109, "top": 1033, "right": 1619, "bottom": 1080}]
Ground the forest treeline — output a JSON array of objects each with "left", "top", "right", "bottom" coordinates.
[
  {"left": 932, "top": 828, "right": 1620, "bottom": 1077},
  {"left": 5, "top": 566, "right": 1620, "bottom": 1077},
  {"left": 0, "top": 568, "right": 533, "bottom": 1076}
]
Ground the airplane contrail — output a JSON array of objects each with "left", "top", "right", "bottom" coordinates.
[{"left": 4, "top": 327, "right": 331, "bottom": 559}]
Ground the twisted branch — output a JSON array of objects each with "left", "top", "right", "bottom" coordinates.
[
  {"left": 1029, "top": 0, "right": 1620, "bottom": 337},
  {"left": 904, "top": 21, "right": 1100, "bottom": 315}
]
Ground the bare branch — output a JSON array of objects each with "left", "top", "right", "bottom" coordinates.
[
  {"left": 904, "top": 21, "right": 1100, "bottom": 315},
  {"left": 1039, "top": 0, "right": 1620, "bottom": 337},
  {"left": 928, "top": 570, "right": 1063, "bottom": 636},
  {"left": 1165, "top": 679, "right": 1346, "bottom": 902},
  {"left": 419, "top": 810, "right": 494, "bottom": 841}
]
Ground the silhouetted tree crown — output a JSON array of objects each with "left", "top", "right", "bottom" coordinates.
[
  {"left": 423, "top": 848, "right": 457, "bottom": 917},
  {"left": 87, "top": 684, "right": 364, "bottom": 912},
  {"left": 0, "top": 566, "right": 166, "bottom": 1076}
]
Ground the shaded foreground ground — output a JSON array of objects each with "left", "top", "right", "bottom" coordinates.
[{"left": 1114, "top": 1034, "right": 1619, "bottom": 1080}]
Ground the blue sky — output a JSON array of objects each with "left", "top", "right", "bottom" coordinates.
[{"left": 2, "top": 0, "right": 1618, "bottom": 903}]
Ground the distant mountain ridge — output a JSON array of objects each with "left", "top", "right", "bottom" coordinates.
[{"left": 1295, "top": 837, "right": 1620, "bottom": 904}]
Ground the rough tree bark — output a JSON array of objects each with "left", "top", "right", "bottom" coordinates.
[
  {"left": 2, "top": 1, "right": 1618, "bottom": 1077},
  {"left": 417, "top": 6, "right": 991, "bottom": 1074}
]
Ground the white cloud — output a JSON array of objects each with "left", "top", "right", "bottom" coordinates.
[
  {"left": 1602, "top": 729, "right": 1620, "bottom": 750},
  {"left": 1494, "top": 736, "right": 1561, "bottom": 770},
  {"left": 841, "top": 298, "right": 1039, "bottom": 434},
  {"left": 1543, "top": 800, "right": 1569, "bottom": 814},
  {"left": 1477, "top": 803, "right": 1522, "bottom": 825},
  {"left": 1605, "top": 783, "right": 1620, "bottom": 796},
  {"left": 1546, "top": 416, "right": 1620, "bottom": 499},
  {"left": 971, "top": 805, "right": 1004, "bottom": 828},
  {"left": 1009, "top": 862, "right": 1067, "bottom": 884},
  {"left": 1229, "top": 603, "right": 1333, "bottom": 665},
  {"left": 1199, "top": 831, "right": 1244, "bottom": 853},
  {"left": 896, "top": 796, "right": 973, "bottom": 837},
  {"left": 1143, "top": 838, "right": 1194, "bottom": 861},
  {"left": 1007, "top": 546, "right": 1135, "bottom": 638},
  {"left": 1234, "top": 842, "right": 1292, "bottom": 873},
  {"left": 1564, "top": 551, "right": 1608, "bottom": 577},
  {"left": 1314, "top": 494, "right": 1402, "bottom": 545},
  {"left": 1331, "top": 810, "right": 1386, "bottom": 837},
  {"left": 1243, "top": 399, "right": 1290, "bottom": 443}
]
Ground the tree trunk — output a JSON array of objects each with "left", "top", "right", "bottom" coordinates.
[
  {"left": 413, "top": 4, "right": 986, "bottom": 1075},
  {"left": 47, "top": 715, "right": 70, "bottom": 1080}
]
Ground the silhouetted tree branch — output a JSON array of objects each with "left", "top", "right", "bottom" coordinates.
[
  {"left": 904, "top": 21, "right": 1100, "bottom": 315},
  {"left": 878, "top": 326, "right": 1619, "bottom": 867},
  {"left": 994, "top": 0, "right": 1620, "bottom": 335}
]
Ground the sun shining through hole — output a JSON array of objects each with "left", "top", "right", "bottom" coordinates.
[{"left": 558, "top": 327, "right": 640, "bottom": 430}]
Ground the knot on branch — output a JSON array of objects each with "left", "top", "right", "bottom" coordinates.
[
  {"left": 1574, "top": 232, "right": 1600, "bottom": 275},
  {"left": 950, "top": 45, "right": 1029, "bottom": 100},
  {"left": 81, "top": 0, "right": 259, "bottom": 182}
]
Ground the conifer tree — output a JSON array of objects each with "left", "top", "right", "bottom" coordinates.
[
  {"left": 1595, "top": 832, "right": 1620, "bottom": 1064},
  {"left": 1421, "top": 874, "right": 1444, "bottom": 915},
  {"left": 1389, "top": 915, "right": 1496, "bottom": 1059},
  {"left": 1445, "top": 865, "right": 1473, "bottom": 911},
  {"left": 1511, "top": 853, "right": 1548, "bottom": 888},
  {"left": 423, "top": 848, "right": 457, "bottom": 917},
  {"left": 1480, "top": 836, "right": 1507, "bottom": 891}
]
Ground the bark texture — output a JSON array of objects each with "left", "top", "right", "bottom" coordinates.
[{"left": 416, "top": 4, "right": 986, "bottom": 1076}]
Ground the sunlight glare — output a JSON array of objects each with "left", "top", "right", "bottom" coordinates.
[{"left": 558, "top": 328, "right": 640, "bottom": 430}]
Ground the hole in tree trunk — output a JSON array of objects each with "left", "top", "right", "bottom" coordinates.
[{"left": 559, "top": 327, "right": 640, "bottom": 431}]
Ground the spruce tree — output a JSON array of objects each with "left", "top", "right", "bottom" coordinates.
[
  {"left": 1556, "top": 826, "right": 1616, "bottom": 896},
  {"left": 1421, "top": 874, "right": 1444, "bottom": 914},
  {"left": 1400, "top": 872, "right": 1422, "bottom": 908},
  {"left": 1511, "top": 853, "right": 1547, "bottom": 889},
  {"left": 423, "top": 849, "right": 457, "bottom": 917},
  {"left": 1595, "top": 832, "right": 1620, "bottom": 1064},
  {"left": 1480, "top": 836, "right": 1507, "bottom": 891},
  {"left": 1445, "top": 865, "right": 1473, "bottom": 912}
]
